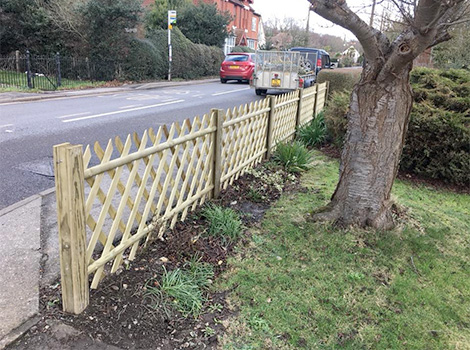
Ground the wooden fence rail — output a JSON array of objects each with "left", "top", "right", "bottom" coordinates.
[{"left": 53, "top": 82, "right": 329, "bottom": 314}]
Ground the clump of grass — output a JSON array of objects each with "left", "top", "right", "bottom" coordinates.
[
  {"left": 145, "top": 259, "right": 214, "bottom": 318},
  {"left": 298, "top": 112, "right": 326, "bottom": 147},
  {"left": 246, "top": 185, "right": 265, "bottom": 202},
  {"left": 202, "top": 204, "right": 243, "bottom": 244},
  {"left": 273, "top": 141, "right": 313, "bottom": 173}
]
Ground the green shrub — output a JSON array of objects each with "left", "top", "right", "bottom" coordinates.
[
  {"left": 202, "top": 204, "right": 243, "bottom": 243},
  {"left": 231, "top": 46, "right": 255, "bottom": 53},
  {"left": 322, "top": 67, "right": 470, "bottom": 185},
  {"left": 147, "top": 27, "right": 224, "bottom": 80},
  {"left": 402, "top": 109, "right": 470, "bottom": 186},
  {"left": 123, "top": 38, "right": 166, "bottom": 81},
  {"left": 298, "top": 112, "right": 326, "bottom": 147},
  {"left": 316, "top": 69, "right": 361, "bottom": 95},
  {"left": 323, "top": 91, "right": 350, "bottom": 147},
  {"left": 273, "top": 141, "right": 313, "bottom": 173}
]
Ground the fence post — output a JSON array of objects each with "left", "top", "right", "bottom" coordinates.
[
  {"left": 325, "top": 80, "right": 330, "bottom": 105},
  {"left": 26, "top": 50, "right": 33, "bottom": 89},
  {"left": 85, "top": 57, "right": 91, "bottom": 80},
  {"left": 212, "top": 109, "right": 224, "bottom": 198},
  {"left": 53, "top": 143, "right": 89, "bottom": 314},
  {"left": 15, "top": 50, "right": 20, "bottom": 73},
  {"left": 56, "top": 52, "right": 62, "bottom": 87},
  {"left": 295, "top": 88, "right": 304, "bottom": 133},
  {"left": 265, "top": 95, "right": 276, "bottom": 159},
  {"left": 313, "top": 83, "right": 319, "bottom": 117}
]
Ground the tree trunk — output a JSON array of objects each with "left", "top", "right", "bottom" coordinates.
[{"left": 315, "top": 64, "right": 414, "bottom": 230}]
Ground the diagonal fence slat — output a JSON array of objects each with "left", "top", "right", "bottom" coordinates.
[{"left": 54, "top": 84, "right": 328, "bottom": 312}]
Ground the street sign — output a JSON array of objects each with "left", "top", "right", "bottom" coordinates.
[{"left": 168, "top": 10, "right": 177, "bottom": 25}]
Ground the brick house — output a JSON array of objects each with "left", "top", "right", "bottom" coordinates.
[
  {"left": 142, "top": 0, "right": 261, "bottom": 54},
  {"left": 194, "top": 0, "right": 262, "bottom": 54}
]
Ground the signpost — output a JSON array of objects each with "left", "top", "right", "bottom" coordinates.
[{"left": 168, "top": 10, "right": 177, "bottom": 81}]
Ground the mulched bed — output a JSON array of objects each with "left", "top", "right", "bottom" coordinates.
[{"left": 21, "top": 164, "right": 301, "bottom": 350}]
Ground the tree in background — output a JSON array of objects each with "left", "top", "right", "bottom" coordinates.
[
  {"left": 308, "top": 0, "right": 469, "bottom": 229},
  {"left": 79, "top": 0, "right": 142, "bottom": 60},
  {"left": 39, "top": 0, "right": 88, "bottom": 51},
  {"left": 145, "top": 0, "right": 192, "bottom": 30},
  {"left": 177, "top": 2, "right": 231, "bottom": 47},
  {"left": 263, "top": 18, "right": 309, "bottom": 49},
  {"left": 262, "top": 17, "right": 348, "bottom": 53},
  {"left": 433, "top": 22, "right": 470, "bottom": 69},
  {"left": 0, "top": 0, "right": 60, "bottom": 54}
]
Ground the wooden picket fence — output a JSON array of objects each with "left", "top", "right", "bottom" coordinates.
[{"left": 53, "top": 82, "right": 329, "bottom": 314}]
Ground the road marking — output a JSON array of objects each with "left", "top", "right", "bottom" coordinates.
[
  {"left": 57, "top": 112, "right": 91, "bottom": 119},
  {"left": 192, "top": 94, "right": 205, "bottom": 98},
  {"left": 62, "top": 99, "right": 185, "bottom": 123},
  {"left": 119, "top": 104, "right": 142, "bottom": 109},
  {"left": 211, "top": 87, "right": 250, "bottom": 96},
  {"left": 0, "top": 124, "right": 13, "bottom": 128}
]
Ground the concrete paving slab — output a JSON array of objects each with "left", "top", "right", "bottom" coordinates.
[
  {"left": 0, "top": 197, "right": 42, "bottom": 346},
  {"left": 38, "top": 189, "right": 60, "bottom": 287}
]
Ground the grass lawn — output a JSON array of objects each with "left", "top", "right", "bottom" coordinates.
[{"left": 219, "top": 151, "right": 470, "bottom": 349}]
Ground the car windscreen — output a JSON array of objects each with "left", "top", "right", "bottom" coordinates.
[{"left": 224, "top": 55, "right": 249, "bottom": 62}]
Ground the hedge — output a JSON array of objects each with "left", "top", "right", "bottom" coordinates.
[
  {"left": 146, "top": 27, "right": 225, "bottom": 80},
  {"left": 322, "top": 67, "right": 470, "bottom": 186},
  {"left": 123, "top": 38, "right": 166, "bottom": 81},
  {"left": 316, "top": 68, "right": 361, "bottom": 95}
]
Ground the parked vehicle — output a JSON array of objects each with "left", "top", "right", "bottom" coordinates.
[
  {"left": 251, "top": 50, "right": 316, "bottom": 96},
  {"left": 289, "top": 47, "right": 331, "bottom": 75},
  {"left": 220, "top": 52, "right": 255, "bottom": 83}
]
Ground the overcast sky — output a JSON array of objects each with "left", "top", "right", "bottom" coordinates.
[{"left": 252, "top": 0, "right": 388, "bottom": 40}]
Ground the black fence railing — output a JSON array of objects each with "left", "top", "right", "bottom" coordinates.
[{"left": 0, "top": 51, "right": 122, "bottom": 90}]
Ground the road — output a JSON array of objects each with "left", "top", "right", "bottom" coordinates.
[{"left": 0, "top": 81, "right": 263, "bottom": 209}]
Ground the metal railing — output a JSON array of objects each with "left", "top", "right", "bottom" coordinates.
[{"left": 0, "top": 51, "right": 121, "bottom": 90}]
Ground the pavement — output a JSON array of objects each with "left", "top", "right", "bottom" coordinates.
[
  {"left": 0, "top": 78, "right": 218, "bottom": 104},
  {"left": 0, "top": 78, "right": 218, "bottom": 349}
]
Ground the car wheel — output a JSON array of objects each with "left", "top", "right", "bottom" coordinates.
[
  {"left": 220, "top": 78, "right": 227, "bottom": 83},
  {"left": 255, "top": 89, "right": 266, "bottom": 96}
]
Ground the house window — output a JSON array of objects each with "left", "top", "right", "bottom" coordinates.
[
  {"left": 252, "top": 17, "right": 257, "bottom": 32},
  {"left": 224, "top": 36, "right": 236, "bottom": 55},
  {"left": 247, "top": 39, "right": 256, "bottom": 49}
]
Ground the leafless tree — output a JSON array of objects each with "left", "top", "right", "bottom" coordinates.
[
  {"left": 37, "top": 0, "right": 88, "bottom": 41},
  {"left": 308, "top": 0, "right": 469, "bottom": 229}
]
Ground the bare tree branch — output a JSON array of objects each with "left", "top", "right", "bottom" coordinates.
[{"left": 308, "top": 0, "right": 389, "bottom": 62}]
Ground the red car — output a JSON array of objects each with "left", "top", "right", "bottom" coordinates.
[{"left": 220, "top": 53, "right": 255, "bottom": 83}]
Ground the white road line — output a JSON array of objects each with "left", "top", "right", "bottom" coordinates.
[
  {"left": 192, "top": 94, "right": 205, "bottom": 98},
  {"left": 119, "top": 104, "right": 142, "bottom": 109},
  {"left": 0, "top": 124, "right": 13, "bottom": 128},
  {"left": 57, "top": 112, "right": 91, "bottom": 119},
  {"left": 62, "top": 99, "right": 185, "bottom": 123},
  {"left": 211, "top": 87, "right": 250, "bottom": 96}
]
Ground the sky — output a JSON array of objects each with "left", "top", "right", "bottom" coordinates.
[{"left": 252, "top": 0, "right": 387, "bottom": 41}]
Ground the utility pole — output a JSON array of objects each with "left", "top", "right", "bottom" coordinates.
[
  {"left": 369, "top": 0, "right": 377, "bottom": 27},
  {"left": 306, "top": 6, "right": 311, "bottom": 46}
]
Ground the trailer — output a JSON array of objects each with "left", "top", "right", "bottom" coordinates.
[{"left": 251, "top": 50, "right": 316, "bottom": 96}]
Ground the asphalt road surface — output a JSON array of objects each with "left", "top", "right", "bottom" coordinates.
[{"left": 0, "top": 81, "right": 264, "bottom": 209}]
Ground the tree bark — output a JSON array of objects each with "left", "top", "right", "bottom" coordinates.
[
  {"left": 314, "top": 64, "right": 413, "bottom": 230},
  {"left": 307, "top": 0, "right": 468, "bottom": 230}
]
